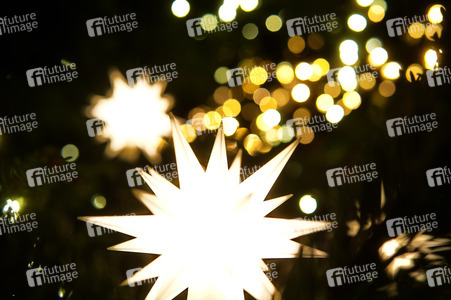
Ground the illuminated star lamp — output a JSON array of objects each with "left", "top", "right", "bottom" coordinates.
[
  {"left": 79, "top": 115, "right": 329, "bottom": 300},
  {"left": 86, "top": 70, "right": 173, "bottom": 162}
]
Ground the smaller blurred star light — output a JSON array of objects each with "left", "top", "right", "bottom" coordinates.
[
  {"left": 86, "top": 70, "right": 173, "bottom": 163},
  {"left": 428, "top": 5, "right": 444, "bottom": 24},
  {"left": 299, "top": 195, "right": 317, "bottom": 214},
  {"left": 2, "top": 199, "right": 21, "bottom": 222}
]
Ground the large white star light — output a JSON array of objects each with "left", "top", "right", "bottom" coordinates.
[
  {"left": 86, "top": 70, "right": 173, "bottom": 162},
  {"left": 79, "top": 115, "right": 329, "bottom": 300}
]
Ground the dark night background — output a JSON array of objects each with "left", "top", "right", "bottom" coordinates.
[{"left": 0, "top": 0, "right": 450, "bottom": 299}]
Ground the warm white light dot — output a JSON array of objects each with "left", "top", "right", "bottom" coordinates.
[
  {"left": 348, "top": 14, "right": 367, "bottom": 32},
  {"left": 369, "top": 47, "right": 388, "bottom": 66},
  {"left": 171, "top": 0, "right": 190, "bottom": 18},
  {"left": 240, "top": 0, "right": 259, "bottom": 12},
  {"left": 299, "top": 195, "right": 317, "bottom": 214},
  {"left": 219, "top": 4, "right": 237, "bottom": 22},
  {"left": 291, "top": 84, "right": 310, "bottom": 102},
  {"left": 356, "top": 0, "right": 374, "bottom": 7},
  {"left": 326, "top": 105, "right": 345, "bottom": 123}
]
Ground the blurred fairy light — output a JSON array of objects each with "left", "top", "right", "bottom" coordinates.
[
  {"left": 424, "top": 49, "right": 438, "bottom": 69},
  {"left": 80, "top": 116, "right": 329, "bottom": 299},
  {"left": 204, "top": 111, "right": 222, "bottom": 130},
  {"left": 325, "top": 105, "right": 344, "bottom": 123},
  {"left": 223, "top": 99, "right": 241, "bottom": 117},
  {"left": 291, "top": 84, "right": 310, "bottom": 102},
  {"left": 339, "top": 40, "right": 359, "bottom": 65},
  {"left": 91, "top": 194, "right": 107, "bottom": 210},
  {"left": 381, "top": 62, "right": 402, "bottom": 79},
  {"left": 265, "top": 15, "right": 283, "bottom": 32},
  {"left": 295, "top": 62, "right": 313, "bottom": 80},
  {"left": 242, "top": 23, "right": 259, "bottom": 39},
  {"left": 276, "top": 62, "right": 294, "bottom": 84},
  {"left": 313, "top": 58, "right": 330, "bottom": 76},
  {"left": 249, "top": 67, "right": 268, "bottom": 85},
  {"left": 348, "top": 14, "right": 367, "bottom": 32},
  {"left": 262, "top": 109, "right": 281, "bottom": 128},
  {"left": 171, "top": 0, "right": 190, "bottom": 18},
  {"left": 87, "top": 70, "right": 172, "bottom": 162},
  {"left": 287, "top": 36, "right": 305, "bottom": 54},
  {"left": 222, "top": 117, "right": 239, "bottom": 136},
  {"left": 342, "top": 91, "right": 362, "bottom": 110},
  {"left": 378, "top": 80, "right": 396, "bottom": 97},
  {"left": 299, "top": 195, "right": 317, "bottom": 214},
  {"left": 369, "top": 47, "right": 388, "bottom": 66},
  {"left": 338, "top": 66, "right": 358, "bottom": 91},
  {"left": 428, "top": 5, "right": 444, "bottom": 24},
  {"left": 368, "top": 4, "right": 385, "bottom": 23},
  {"left": 356, "top": 0, "right": 374, "bottom": 7},
  {"left": 3, "top": 199, "right": 20, "bottom": 215},
  {"left": 201, "top": 14, "right": 218, "bottom": 31},
  {"left": 240, "top": 0, "right": 259, "bottom": 12},
  {"left": 316, "top": 94, "right": 334, "bottom": 113},
  {"left": 405, "top": 63, "right": 423, "bottom": 82},
  {"left": 219, "top": 4, "right": 237, "bottom": 22},
  {"left": 61, "top": 144, "right": 79, "bottom": 162},
  {"left": 365, "top": 37, "right": 382, "bottom": 53}
]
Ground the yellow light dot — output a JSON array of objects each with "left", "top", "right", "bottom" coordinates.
[
  {"left": 326, "top": 105, "right": 345, "bottom": 123},
  {"left": 378, "top": 80, "right": 396, "bottom": 97},
  {"left": 359, "top": 72, "right": 377, "bottom": 90},
  {"left": 180, "top": 124, "right": 197, "bottom": 142},
  {"left": 249, "top": 67, "right": 268, "bottom": 85},
  {"left": 201, "top": 14, "right": 218, "bottom": 31},
  {"left": 262, "top": 109, "right": 281, "bottom": 127},
  {"left": 313, "top": 58, "right": 330, "bottom": 76},
  {"left": 256, "top": 114, "right": 272, "bottom": 131},
  {"left": 324, "top": 82, "right": 341, "bottom": 98},
  {"left": 365, "top": 38, "right": 382, "bottom": 53},
  {"left": 424, "top": 49, "right": 438, "bottom": 70},
  {"left": 341, "top": 80, "right": 358, "bottom": 92},
  {"left": 337, "top": 99, "right": 352, "bottom": 116},
  {"left": 222, "top": 117, "right": 239, "bottom": 136},
  {"left": 276, "top": 62, "right": 295, "bottom": 84},
  {"left": 243, "top": 134, "right": 262, "bottom": 156},
  {"left": 223, "top": 99, "right": 241, "bottom": 117},
  {"left": 316, "top": 94, "right": 334, "bottom": 113},
  {"left": 340, "top": 40, "right": 359, "bottom": 65},
  {"left": 357, "top": 0, "right": 374, "bottom": 7},
  {"left": 204, "top": 111, "right": 222, "bottom": 130},
  {"left": 343, "top": 91, "right": 361, "bottom": 109},
  {"left": 242, "top": 81, "right": 259, "bottom": 94},
  {"left": 287, "top": 36, "right": 305, "bottom": 54},
  {"left": 369, "top": 47, "right": 388, "bottom": 66},
  {"left": 91, "top": 194, "right": 107, "bottom": 209},
  {"left": 408, "top": 22, "right": 425, "bottom": 39},
  {"left": 265, "top": 15, "right": 283, "bottom": 32},
  {"left": 425, "top": 23, "right": 443, "bottom": 41},
  {"left": 428, "top": 5, "right": 444, "bottom": 24},
  {"left": 299, "top": 195, "right": 317, "bottom": 214},
  {"left": 405, "top": 63, "right": 423, "bottom": 82},
  {"left": 348, "top": 14, "right": 367, "bottom": 32},
  {"left": 272, "top": 88, "right": 290, "bottom": 107},
  {"left": 259, "top": 96, "right": 278, "bottom": 112},
  {"left": 307, "top": 33, "right": 325, "bottom": 50},
  {"left": 296, "top": 126, "right": 315, "bottom": 144},
  {"left": 242, "top": 23, "right": 259, "bottom": 40},
  {"left": 253, "top": 88, "right": 270, "bottom": 104},
  {"left": 214, "top": 67, "right": 229, "bottom": 84},
  {"left": 368, "top": 5, "right": 385, "bottom": 23},
  {"left": 381, "top": 62, "right": 401, "bottom": 80},
  {"left": 293, "top": 107, "right": 311, "bottom": 122},
  {"left": 263, "top": 127, "right": 281, "bottom": 146},
  {"left": 219, "top": 5, "right": 237, "bottom": 22},
  {"left": 61, "top": 144, "right": 79, "bottom": 162},
  {"left": 171, "top": 0, "right": 190, "bottom": 18},
  {"left": 338, "top": 66, "right": 357, "bottom": 85},
  {"left": 295, "top": 62, "right": 313, "bottom": 80},
  {"left": 277, "top": 125, "right": 295, "bottom": 143},
  {"left": 309, "top": 64, "right": 323, "bottom": 81},
  {"left": 291, "top": 84, "right": 310, "bottom": 102},
  {"left": 340, "top": 39, "right": 359, "bottom": 53},
  {"left": 213, "top": 87, "right": 230, "bottom": 105},
  {"left": 240, "top": 0, "right": 259, "bottom": 12}
]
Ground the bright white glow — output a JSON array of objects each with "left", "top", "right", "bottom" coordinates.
[
  {"left": 381, "top": 62, "right": 402, "bottom": 79},
  {"left": 340, "top": 51, "right": 359, "bottom": 65},
  {"left": 2, "top": 199, "right": 20, "bottom": 214},
  {"left": 338, "top": 66, "right": 357, "bottom": 85},
  {"left": 424, "top": 49, "right": 438, "bottom": 70},
  {"left": 240, "top": 0, "right": 259, "bottom": 12},
  {"left": 340, "top": 40, "right": 359, "bottom": 53},
  {"left": 219, "top": 4, "right": 237, "bottom": 22},
  {"left": 299, "top": 195, "right": 317, "bottom": 214},
  {"left": 87, "top": 70, "right": 172, "bottom": 162},
  {"left": 428, "top": 5, "right": 444, "bottom": 24},
  {"left": 326, "top": 105, "right": 344, "bottom": 123},
  {"left": 262, "top": 109, "right": 281, "bottom": 127},
  {"left": 171, "top": 0, "right": 190, "bottom": 18},
  {"left": 348, "top": 14, "right": 367, "bottom": 32},
  {"left": 357, "top": 0, "right": 374, "bottom": 7},
  {"left": 222, "top": 117, "right": 239, "bottom": 136},
  {"left": 291, "top": 84, "right": 310, "bottom": 102},
  {"left": 369, "top": 47, "right": 388, "bottom": 66},
  {"left": 80, "top": 116, "right": 329, "bottom": 300},
  {"left": 295, "top": 62, "right": 313, "bottom": 80}
]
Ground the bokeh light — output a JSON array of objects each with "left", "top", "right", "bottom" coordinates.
[
  {"left": 428, "top": 5, "right": 444, "bottom": 24},
  {"left": 326, "top": 105, "right": 344, "bottom": 123},
  {"left": 378, "top": 80, "right": 396, "bottom": 97},
  {"left": 369, "top": 47, "right": 388, "bottom": 66},
  {"left": 219, "top": 4, "right": 237, "bottom": 22},
  {"left": 171, "top": 0, "right": 190, "bottom": 18},
  {"left": 91, "top": 194, "right": 107, "bottom": 209},
  {"left": 265, "top": 15, "right": 283, "bottom": 32},
  {"left": 316, "top": 94, "right": 334, "bottom": 113},
  {"left": 200, "top": 14, "right": 218, "bottom": 31},
  {"left": 348, "top": 14, "right": 367, "bottom": 32},
  {"left": 288, "top": 36, "right": 305, "bottom": 54},
  {"left": 240, "top": 0, "right": 259, "bottom": 12},
  {"left": 291, "top": 84, "right": 310, "bottom": 102},
  {"left": 299, "top": 195, "right": 317, "bottom": 214},
  {"left": 204, "top": 111, "right": 222, "bottom": 130},
  {"left": 222, "top": 117, "right": 239, "bottom": 136},
  {"left": 405, "top": 63, "right": 423, "bottom": 82},
  {"left": 343, "top": 91, "right": 362, "bottom": 109},
  {"left": 381, "top": 62, "right": 401, "bottom": 79},
  {"left": 214, "top": 67, "right": 229, "bottom": 84},
  {"left": 368, "top": 4, "right": 385, "bottom": 22},
  {"left": 295, "top": 62, "right": 313, "bottom": 80},
  {"left": 250, "top": 67, "right": 268, "bottom": 85},
  {"left": 365, "top": 38, "right": 382, "bottom": 53},
  {"left": 276, "top": 62, "right": 295, "bottom": 84},
  {"left": 357, "top": 0, "right": 374, "bottom": 7},
  {"left": 242, "top": 23, "right": 259, "bottom": 40},
  {"left": 424, "top": 49, "right": 438, "bottom": 69}
]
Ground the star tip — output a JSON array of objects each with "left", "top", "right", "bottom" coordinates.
[{"left": 77, "top": 216, "right": 88, "bottom": 222}]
